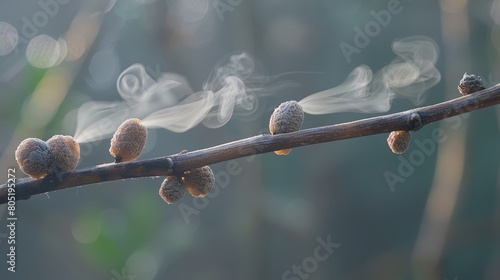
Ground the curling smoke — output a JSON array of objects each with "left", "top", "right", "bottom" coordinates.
[
  {"left": 72, "top": 36, "right": 440, "bottom": 144},
  {"left": 298, "top": 36, "right": 441, "bottom": 114},
  {"left": 73, "top": 53, "right": 272, "bottom": 143}
]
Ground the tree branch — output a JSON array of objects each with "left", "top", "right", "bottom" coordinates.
[{"left": 2, "top": 84, "right": 500, "bottom": 204}]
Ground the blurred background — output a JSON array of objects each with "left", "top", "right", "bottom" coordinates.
[{"left": 1, "top": 0, "right": 500, "bottom": 279}]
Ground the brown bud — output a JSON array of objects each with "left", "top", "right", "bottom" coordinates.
[
  {"left": 183, "top": 166, "right": 215, "bottom": 198},
  {"left": 458, "top": 72, "right": 485, "bottom": 96},
  {"left": 46, "top": 135, "right": 81, "bottom": 172},
  {"left": 269, "top": 100, "right": 304, "bottom": 155},
  {"left": 387, "top": 131, "right": 411, "bottom": 154},
  {"left": 15, "top": 138, "right": 51, "bottom": 179},
  {"left": 159, "top": 176, "right": 186, "bottom": 204},
  {"left": 109, "top": 118, "right": 148, "bottom": 163}
]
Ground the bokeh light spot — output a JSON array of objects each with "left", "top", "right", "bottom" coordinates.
[
  {"left": 71, "top": 215, "right": 102, "bottom": 244},
  {"left": 0, "top": 22, "right": 18, "bottom": 56},
  {"left": 26, "top": 34, "right": 61, "bottom": 69}
]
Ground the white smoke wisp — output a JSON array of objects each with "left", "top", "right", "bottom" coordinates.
[
  {"left": 201, "top": 76, "right": 250, "bottom": 128},
  {"left": 297, "top": 65, "right": 375, "bottom": 114},
  {"left": 199, "top": 52, "right": 304, "bottom": 126},
  {"left": 73, "top": 52, "right": 286, "bottom": 143},
  {"left": 72, "top": 101, "right": 130, "bottom": 143},
  {"left": 299, "top": 36, "right": 441, "bottom": 115},
  {"left": 142, "top": 91, "right": 215, "bottom": 132},
  {"left": 73, "top": 63, "right": 185, "bottom": 143},
  {"left": 142, "top": 52, "right": 273, "bottom": 130}
]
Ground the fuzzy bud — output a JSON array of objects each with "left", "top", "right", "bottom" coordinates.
[
  {"left": 47, "top": 135, "right": 80, "bottom": 173},
  {"left": 159, "top": 176, "right": 186, "bottom": 204},
  {"left": 15, "top": 138, "right": 51, "bottom": 179},
  {"left": 387, "top": 131, "right": 411, "bottom": 154},
  {"left": 183, "top": 166, "right": 215, "bottom": 198},
  {"left": 269, "top": 100, "right": 304, "bottom": 155},
  {"left": 47, "top": 135, "right": 81, "bottom": 172},
  {"left": 109, "top": 118, "right": 148, "bottom": 163},
  {"left": 458, "top": 72, "right": 485, "bottom": 96}
]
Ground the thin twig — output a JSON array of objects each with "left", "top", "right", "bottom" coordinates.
[{"left": 2, "top": 84, "right": 500, "bottom": 204}]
